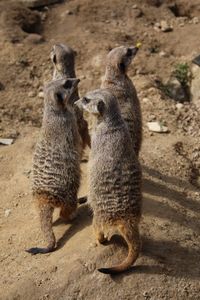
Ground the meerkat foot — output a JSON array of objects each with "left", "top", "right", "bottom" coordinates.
[
  {"left": 27, "top": 198, "right": 56, "bottom": 255},
  {"left": 59, "top": 204, "right": 77, "bottom": 222}
]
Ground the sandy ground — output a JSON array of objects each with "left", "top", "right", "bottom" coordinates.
[{"left": 0, "top": 0, "right": 200, "bottom": 299}]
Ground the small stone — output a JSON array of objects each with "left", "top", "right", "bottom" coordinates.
[
  {"left": 132, "top": 4, "right": 138, "bottom": 9},
  {"left": 160, "top": 20, "right": 173, "bottom": 32},
  {"left": 5, "top": 209, "right": 11, "bottom": 217},
  {"left": 28, "top": 91, "right": 36, "bottom": 98},
  {"left": 147, "top": 121, "right": 169, "bottom": 133},
  {"left": 159, "top": 51, "right": 167, "bottom": 57},
  {"left": 176, "top": 103, "right": 183, "bottom": 110},
  {"left": 0, "top": 138, "right": 14, "bottom": 145},
  {"left": 25, "top": 34, "right": 44, "bottom": 44},
  {"left": 142, "top": 97, "right": 150, "bottom": 103},
  {"left": 192, "top": 17, "right": 199, "bottom": 24},
  {"left": 38, "top": 91, "right": 44, "bottom": 98},
  {"left": 166, "top": 78, "right": 188, "bottom": 102},
  {"left": 148, "top": 114, "right": 156, "bottom": 121}
]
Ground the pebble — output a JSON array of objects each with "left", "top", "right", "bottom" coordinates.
[
  {"left": 0, "top": 138, "right": 14, "bottom": 145},
  {"left": 28, "top": 91, "right": 36, "bottom": 98},
  {"left": 38, "top": 91, "right": 44, "bottom": 99},
  {"left": 147, "top": 121, "right": 169, "bottom": 133},
  {"left": 25, "top": 34, "right": 44, "bottom": 44},
  {"left": 142, "top": 97, "right": 150, "bottom": 103},
  {"left": 5, "top": 209, "right": 11, "bottom": 217},
  {"left": 176, "top": 103, "right": 183, "bottom": 110},
  {"left": 192, "top": 17, "right": 199, "bottom": 24},
  {"left": 160, "top": 20, "right": 173, "bottom": 32},
  {"left": 159, "top": 51, "right": 167, "bottom": 57}
]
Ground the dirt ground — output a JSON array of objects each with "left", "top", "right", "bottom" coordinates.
[{"left": 0, "top": 0, "right": 200, "bottom": 299}]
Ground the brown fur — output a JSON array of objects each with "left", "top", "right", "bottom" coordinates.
[
  {"left": 101, "top": 46, "right": 142, "bottom": 156},
  {"left": 26, "top": 78, "right": 81, "bottom": 255},
  {"left": 75, "top": 89, "right": 142, "bottom": 274},
  {"left": 50, "top": 43, "right": 90, "bottom": 149}
]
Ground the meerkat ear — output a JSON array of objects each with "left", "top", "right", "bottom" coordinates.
[
  {"left": 53, "top": 54, "right": 57, "bottom": 64},
  {"left": 126, "top": 48, "right": 133, "bottom": 57},
  {"left": 97, "top": 100, "right": 105, "bottom": 115},
  {"left": 63, "top": 80, "right": 72, "bottom": 89}
]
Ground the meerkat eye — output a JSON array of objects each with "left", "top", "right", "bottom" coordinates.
[
  {"left": 83, "top": 97, "right": 90, "bottom": 104},
  {"left": 126, "top": 48, "right": 132, "bottom": 57},
  {"left": 63, "top": 80, "right": 72, "bottom": 89}
]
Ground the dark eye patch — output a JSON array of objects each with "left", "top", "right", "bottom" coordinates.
[
  {"left": 126, "top": 48, "right": 132, "bottom": 57},
  {"left": 83, "top": 97, "right": 90, "bottom": 104},
  {"left": 56, "top": 91, "right": 64, "bottom": 102},
  {"left": 63, "top": 80, "right": 72, "bottom": 89}
]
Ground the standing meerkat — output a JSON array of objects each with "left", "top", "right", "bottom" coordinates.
[
  {"left": 101, "top": 45, "right": 142, "bottom": 156},
  {"left": 75, "top": 89, "right": 142, "bottom": 274},
  {"left": 50, "top": 43, "right": 91, "bottom": 149},
  {"left": 26, "top": 78, "right": 81, "bottom": 255}
]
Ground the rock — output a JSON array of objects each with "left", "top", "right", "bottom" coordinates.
[
  {"left": 25, "top": 33, "right": 44, "bottom": 44},
  {"left": 159, "top": 51, "right": 167, "bottom": 57},
  {"left": 5, "top": 209, "right": 11, "bottom": 217},
  {"left": 142, "top": 97, "right": 150, "bottom": 103},
  {"left": 0, "top": 138, "right": 14, "bottom": 145},
  {"left": 38, "top": 91, "right": 44, "bottom": 98},
  {"left": 28, "top": 91, "right": 36, "bottom": 98},
  {"left": 192, "top": 17, "right": 199, "bottom": 24},
  {"left": 160, "top": 20, "right": 173, "bottom": 32},
  {"left": 190, "top": 65, "right": 200, "bottom": 106},
  {"left": 176, "top": 103, "right": 183, "bottom": 110},
  {"left": 147, "top": 121, "right": 169, "bottom": 133},
  {"left": 148, "top": 114, "right": 156, "bottom": 121},
  {"left": 21, "top": 0, "right": 62, "bottom": 8},
  {"left": 166, "top": 78, "right": 189, "bottom": 102},
  {"left": 132, "top": 8, "right": 143, "bottom": 18}
]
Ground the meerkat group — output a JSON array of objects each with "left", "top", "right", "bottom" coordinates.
[{"left": 27, "top": 43, "right": 142, "bottom": 274}]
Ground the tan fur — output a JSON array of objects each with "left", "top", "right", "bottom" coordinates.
[
  {"left": 75, "top": 89, "right": 142, "bottom": 274},
  {"left": 26, "top": 78, "right": 81, "bottom": 255},
  {"left": 101, "top": 46, "right": 142, "bottom": 156},
  {"left": 50, "top": 43, "right": 91, "bottom": 149}
]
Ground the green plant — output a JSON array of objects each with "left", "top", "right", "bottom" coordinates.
[{"left": 172, "top": 63, "right": 189, "bottom": 86}]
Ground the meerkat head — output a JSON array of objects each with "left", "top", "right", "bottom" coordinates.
[
  {"left": 75, "top": 89, "right": 119, "bottom": 119},
  {"left": 50, "top": 44, "right": 77, "bottom": 73},
  {"left": 44, "top": 78, "right": 80, "bottom": 112},
  {"left": 106, "top": 45, "right": 139, "bottom": 73}
]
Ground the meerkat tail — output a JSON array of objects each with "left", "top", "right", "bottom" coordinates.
[
  {"left": 98, "top": 222, "right": 140, "bottom": 275},
  {"left": 26, "top": 198, "right": 56, "bottom": 255}
]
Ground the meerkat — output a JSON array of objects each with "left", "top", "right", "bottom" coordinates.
[
  {"left": 75, "top": 89, "right": 142, "bottom": 274},
  {"left": 101, "top": 45, "right": 142, "bottom": 156},
  {"left": 50, "top": 43, "right": 91, "bottom": 149},
  {"left": 26, "top": 78, "right": 81, "bottom": 255}
]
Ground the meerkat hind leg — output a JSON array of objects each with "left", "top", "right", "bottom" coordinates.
[
  {"left": 93, "top": 221, "right": 108, "bottom": 244},
  {"left": 59, "top": 203, "right": 77, "bottom": 222},
  {"left": 26, "top": 201, "right": 55, "bottom": 255}
]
